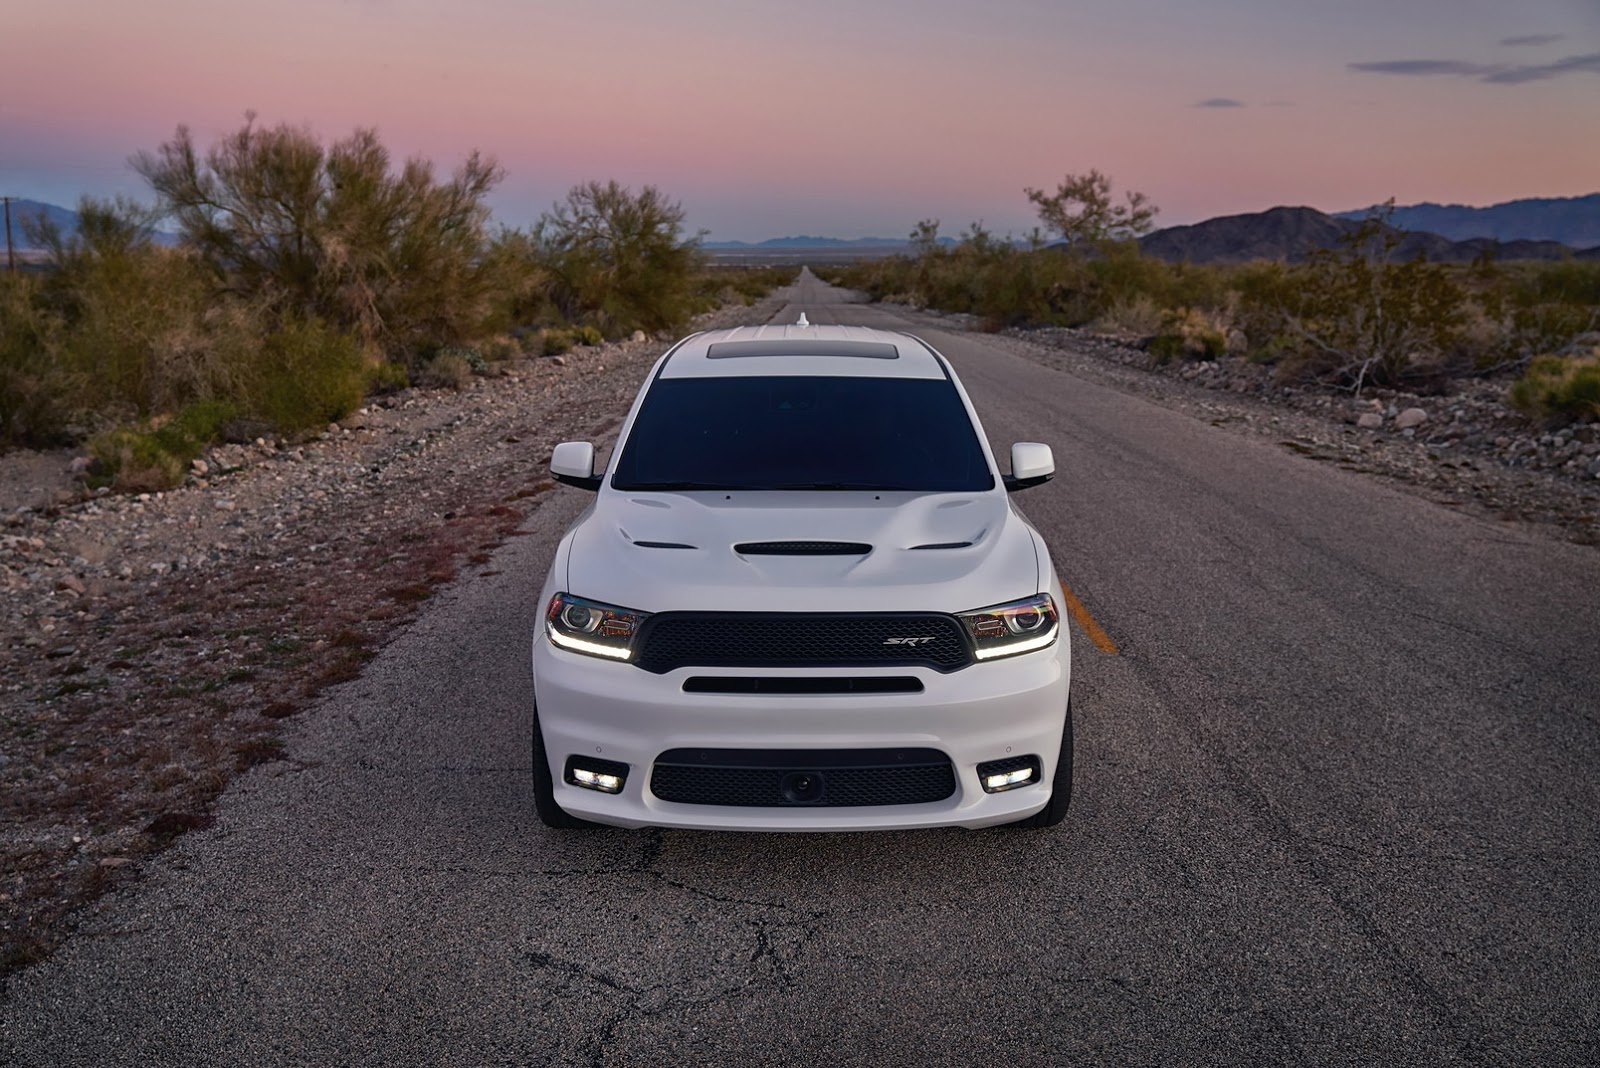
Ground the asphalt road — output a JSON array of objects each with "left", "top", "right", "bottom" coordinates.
[{"left": 4, "top": 273, "right": 1598, "bottom": 1065}]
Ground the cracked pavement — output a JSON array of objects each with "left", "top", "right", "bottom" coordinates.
[{"left": 3, "top": 275, "right": 1598, "bottom": 1065}]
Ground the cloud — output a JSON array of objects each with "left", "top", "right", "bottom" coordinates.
[
  {"left": 1194, "top": 98, "right": 1245, "bottom": 108},
  {"left": 1500, "top": 34, "right": 1565, "bottom": 47},
  {"left": 1348, "top": 52, "right": 1600, "bottom": 84},
  {"left": 1348, "top": 59, "right": 1502, "bottom": 76},
  {"left": 1482, "top": 52, "right": 1600, "bottom": 83}
]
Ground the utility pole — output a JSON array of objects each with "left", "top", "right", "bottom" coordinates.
[{"left": 1, "top": 196, "right": 15, "bottom": 273}]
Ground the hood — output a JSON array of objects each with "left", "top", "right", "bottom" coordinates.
[{"left": 564, "top": 490, "right": 1040, "bottom": 614}]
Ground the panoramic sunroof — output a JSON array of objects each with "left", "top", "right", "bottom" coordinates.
[{"left": 705, "top": 340, "right": 900, "bottom": 360}]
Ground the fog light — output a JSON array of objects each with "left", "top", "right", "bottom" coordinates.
[
  {"left": 976, "top": 755, "right": 1041, "bottom": 793},
  {"left": 565, "top": 756, "right": 629, "bottom": 794}
]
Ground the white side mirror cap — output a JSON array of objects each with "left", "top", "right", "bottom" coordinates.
[
  {"left": 551, "top": 441, "right": 599, "bottom": 489},
  {"left": 1008, "top": 442, "right": 1054, "bottom": 491}
]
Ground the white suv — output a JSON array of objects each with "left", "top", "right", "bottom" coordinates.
[{"left": 530, "top": 323, "right": 1071, "bottom": 831}]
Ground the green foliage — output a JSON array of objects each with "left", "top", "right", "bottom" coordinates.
[
  {"left": 28, "top": 197, "right": 230, "bottom": 418},
  {"left": 0, "top": 274, "right": 75, "bottom": 446},
  {"left": 367, "top": 361, "right": 410, "bottom": 394},
  {"left": 243, "top": 316, "right": 366, "bottom": 434},
  {"left": 540, "top": 329, "right": 574, "bottom": 356},
  {"left": 1147, "top": 308, "right": 1228, "bottom": 363},
  {"left": 532, "top": 180, "right": 705, "bottom": 336},
  {"left": 571, "top": 325, "right": 604, "bottom": 346},
  {"left": 415, "top": 352, "right": 472, "bottom": 391},
  {"left": 1508, "top": 352, "right": 1600, "bottom": 425},
  {"left": 1271, "top": 213, "right": 1471, "bottom": 390},
  {"left": 1025, "top": 170, "right": 1157, "bottom": 249},
  {"left": 133, "top": 115, "right": 513, "bottom": 357},
  {"left": 86, "top": 400, "right": 237, "bottom": 492}
]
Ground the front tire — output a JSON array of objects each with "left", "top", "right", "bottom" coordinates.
[
  {"left": 1005, "top": 701, "right": 1073, "bottom": 829},
  {"left": 531, "top": 706, "right": 604, "bottom": 830}
]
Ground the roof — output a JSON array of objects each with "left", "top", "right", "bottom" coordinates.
[{"left": 659, "top": 324, "right": 946, "bottom": 380}]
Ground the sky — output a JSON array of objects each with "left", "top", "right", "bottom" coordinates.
[{"left": 3, "top": 0, "right": 1598, "bottom": 241}]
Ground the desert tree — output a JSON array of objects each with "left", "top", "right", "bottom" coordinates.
[
  {"left": 532, "top": 180, "right": 704, "bottom": 335},
  {"left": 132, "top": 114, "right": 508, "bottom": 356},
  {"left": 1025, "top": 169, "right": 1158, "bottom": 249}
]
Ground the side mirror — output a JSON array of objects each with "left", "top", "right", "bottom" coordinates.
[
  {"left": 1005, "top": 442, "right": 1054, "bottom": 492},
  {"left": 551, "top": 441, "right": 602, "bottom": 491}
]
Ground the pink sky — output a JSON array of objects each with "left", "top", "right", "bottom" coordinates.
[{"left": 5, "top": 0, "right": 1598, "bottom": 240}]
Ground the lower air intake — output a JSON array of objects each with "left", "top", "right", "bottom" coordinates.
[{"left": 649, "top": 748, "right": 956, "bottom": 807}]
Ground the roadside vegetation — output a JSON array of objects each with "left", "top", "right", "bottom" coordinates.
[
  {"left": 820, "top": 174, "right": 1600, "bottom": 425},
  {"left": 0, "top": 115, "right": 794, "bottom": 481}
]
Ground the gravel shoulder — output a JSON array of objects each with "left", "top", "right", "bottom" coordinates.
[
  {"left": 934, "top": 314, "right": 1598, "bottom": 548},
  {"left": 0, "top": 292, "right": 790, "bottom": 977}
]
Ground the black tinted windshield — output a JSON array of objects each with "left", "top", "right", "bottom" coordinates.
[{"left": 610, "top": 376, "right": 995, "bottom": 492}]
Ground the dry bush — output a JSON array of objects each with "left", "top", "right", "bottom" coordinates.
[
  {"left": 415, "top": 352, "right": 472, "bottom": 390},
  {"left": 1509, "top": 350, "right": 1600, "bottom": 425}
]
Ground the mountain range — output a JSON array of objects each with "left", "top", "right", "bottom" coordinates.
[
  {"left": 1334, "top": 194, "right": 1600, "bottom": 248},
  {"left": 1137, "top": 205, "right": 1600, "bottom": 265}
]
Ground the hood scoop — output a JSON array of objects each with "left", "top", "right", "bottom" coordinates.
[{"left": 734, "top": 541, "right": 872, "bottom": 556}]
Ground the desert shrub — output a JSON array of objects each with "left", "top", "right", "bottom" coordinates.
[
  {"left": 86, "top": 400, "right": 236, "bottom": 491},
  {"left": 0, "top": 274, "right": 77, "bottom": 446},
  {"left": 705, "top": 266, "right": 796, "bottom": 305},
  {"left": 1147, "top": 308, "right": 1228, "bottom": 363},
  {"left": 433, "top": 345, "right": 485, "bottom": 373},
  {"left": 414, "top": 352, "right": 472, "bottom": 390},
  {"left": 541, "top": 329, "right": 574, "bottom": 356},
  {"left": 27, "top": 198, "right": 232, "bottom": 419},
  {"left": 532, "top": 180, "right": 705, "bottom": 336},
  {"left": 1508, "top": 352, "right": 1600, "bottom": 425},
  {"left": 367, "top": 361, "right": 410, "bottom": 394},
  {"left": 134, "top": 116, "right": 515, "bottom": 357},
  {"left": 480, "top": 336, "right": 520, "bottom": 362},
  {"left": 1093, "top": 294, "right": 1167, "bottom": 335},
  {"left": 242, "top": 316, "right": 366, "bottom": 435},
  {"left": 572, "top": 324, "right": 604, "bottom": 346},
  {"left": 87, "top": 426, "right": 188, "bottom": 492},
  {"left": 1269, "top": 215, "right": 1470, "bottom": 391}
]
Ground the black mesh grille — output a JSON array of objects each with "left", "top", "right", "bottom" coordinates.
[
  {"left": 650, "top": 748, "right": 955, "bottom": 807},
  {"left": 734, "top": 541, "right": 872, "bottom": 555},
  {"left": 633, "top": 613, "right": 971, "bottom": 674},
  {"left": 975, "top": 755, "right": 1037, "bottom": 777},
  {"left": 683, "top": 676, "right": 923, "bottom": 695}
]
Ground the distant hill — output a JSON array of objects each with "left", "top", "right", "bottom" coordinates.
[
  {"left": 3, "top": 200, "right": 79, "bottom": 247},
  {"left": 3, "top": 199, "right": 180, "bottom": 249},
  {"left": 1335, "top": 193, "right": 1600, "bottom": 248},
  {"left": 1139, "top": 205, "right": 1600, "bottom": 265}
]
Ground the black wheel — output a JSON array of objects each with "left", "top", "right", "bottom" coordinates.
[
  {"left": 531, "top": 706, "right": 605, "bottom": 830},
  {"left": 1005, "top": 701, "right": 1073, "bottom": 829}
]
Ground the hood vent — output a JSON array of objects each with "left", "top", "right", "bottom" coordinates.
[
  {"left": 734, "top": 541, "right": 872, "bottom": 556},
  {"left": 632, "top": 540, "right": 698, "bottom": 550},
  {"left": 908, "top": 541, "right": 974, "bottom": 550}
]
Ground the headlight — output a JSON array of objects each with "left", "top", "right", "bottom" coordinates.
[
  {"left": 545, "top": 593, "right": 650, "bottom": 661},
  {"left": 958, "top": 594, "right": 1060, "bottom": 661}
]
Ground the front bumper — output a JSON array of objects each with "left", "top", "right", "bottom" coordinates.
[{"left": 530, "top": 634, "right": 1070, "bottom": 831}]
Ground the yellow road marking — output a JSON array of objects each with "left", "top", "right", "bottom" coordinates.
[{"left": 1057, "top": 577, "right": 1119, "bottom": 654}]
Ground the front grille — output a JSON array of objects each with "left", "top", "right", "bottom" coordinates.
[
  {"left": 632, "top": 613, "right": 972, "bottom": 674},
  {"left": 650, "top": 748, "right": 956, "bottom": 807},
  {"left": 683, "top": 676, "right": 923, "bottom": 695}
]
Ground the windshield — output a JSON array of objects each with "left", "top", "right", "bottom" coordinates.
[{"left": 610, "top": 375, "right": 995, "bottom": 492}]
